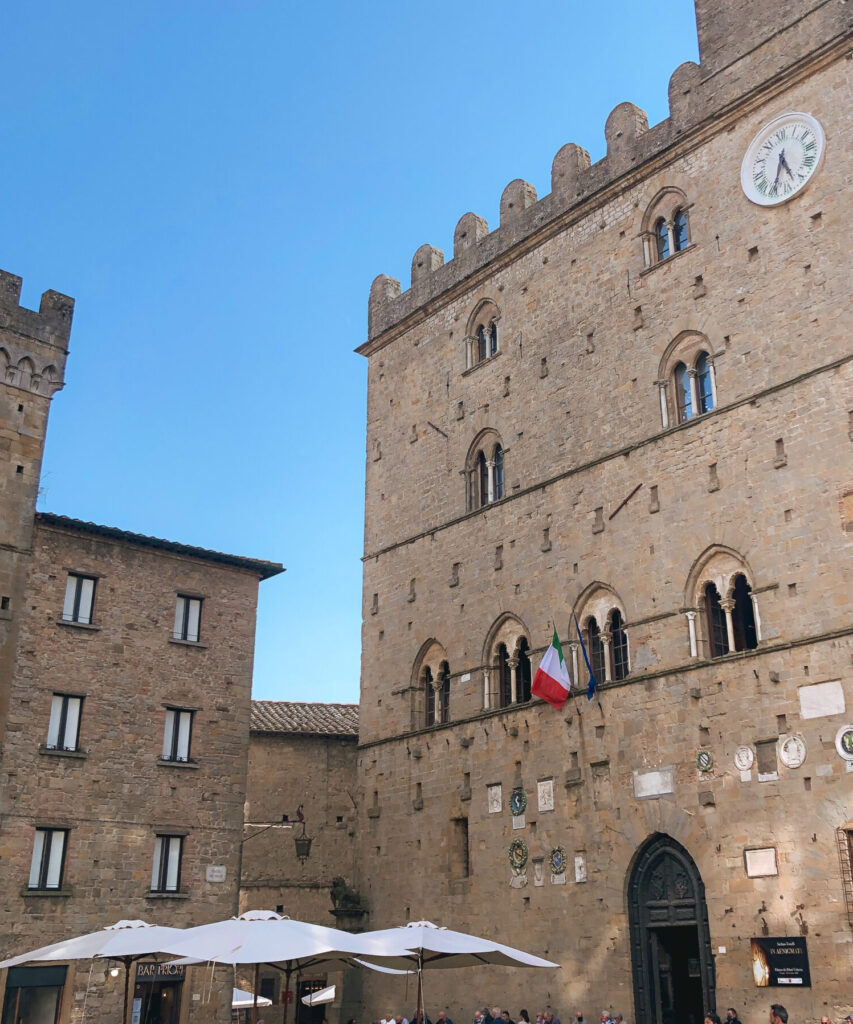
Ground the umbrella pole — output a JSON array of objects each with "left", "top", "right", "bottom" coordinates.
[
  {"left": 283, "top": 965, "right": 293, "bottom": 1024},
  {"left": 416, "top": 951, "right": 423, "bottom": 1024},
  {"left": 252, "top": 963, "right": 260, "bottom": 1024}
]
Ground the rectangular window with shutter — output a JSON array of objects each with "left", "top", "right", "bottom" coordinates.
[
  {"left": 46, "top": 694, "right": 83, "bottom": 752},
  {"left": 62, "top": 574, "right": 96, "bottom": 624},
  {"left": 28, "top": 829, "right": 68, "bottom": 890},
  {"left": 173, "top": 595, "right": 202, "bottom": 642},
  {"left": 162, "top": 708, "right": 194, "bottom": 763},
  {"left": 151, "top": 835, "right": 183, "bottom": 892}
]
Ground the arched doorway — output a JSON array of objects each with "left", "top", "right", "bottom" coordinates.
[{"left": 628, "top": 835, "right": 715, "bottom": 1024}]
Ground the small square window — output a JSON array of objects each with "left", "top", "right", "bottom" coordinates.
[
  {"left": 46, "top": 694, "right": 83, "bottom": 752},
  {"left": 62, "top": 574, "right": 96, "bottom": 624},
  {"left": 173, "top": 595, "right": 202, "bottom": 642},
  {"left": 151, "top": 834, "right": 183, "bottom": 893},
  {"left": 162, "top": 708, "right": 194, "bottom": 763},
  {"left": 29, "top": 828, "right": 68, "bottom": 890}
]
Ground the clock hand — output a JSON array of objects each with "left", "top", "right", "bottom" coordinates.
[
  {"left": 772, "top": 154, "right": 783, "bottom": 192},
  {"left": 779, "top": 149, "right": 795, "bottom": 179}
]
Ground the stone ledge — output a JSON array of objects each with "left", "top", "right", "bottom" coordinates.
[
  {"left": 21, "top": 887, "right": 73, "bottom": 898},
  {"left": 38, "top": 746, "right": 87, "bottom": 760},
  {"left": 639, "top": 242, "right": 699, "bottom": 277},
  {"left": 56, "top": 619, "right": 100, "bottom": 632},
  {"left": 156, "top": 758, "right": 200, "bottom": 770},
  {"left": 168, "top": 637, "right": 209, "bottom": 650},
  {"left": 461, "top": 349, "right": 503, "bottom": 378},
  {"left": 145, "top": 891, "right": 190, "bottom": 899}
]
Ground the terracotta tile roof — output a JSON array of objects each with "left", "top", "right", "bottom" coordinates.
[
  {"left": 36, "top": 513, "right": 284, "bottom": 580},
  {"left": 251, "top": 700, "right": 359, "bottom": 736}
]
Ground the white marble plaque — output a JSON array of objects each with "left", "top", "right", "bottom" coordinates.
[
  {"left": 551, "top": 873, "right": 566, "bottom": 885},
  {"left": 739, "top": 769, "right": 752, "bottom": 783},
  {"left": 533, "top": 860, "right": 545, "bottom": 886},
  {"left": 509, "top": 873, "right": 528, "bottom": 889},
  {"left": 512, "top": 814, "right": 526, "bottom": 830},
  {"left": 633, "top": 766, "right": 675, "bottom": 799},
  {"left": 537, "top": 778, "right": 554, "bottom": 812},
  {"left": 460, "top": 672, "right": 471, "bottom": 682},
  {"left": 798, "top": 680, "right": 845, "bottom": 719},
  {"left": 487, "top": 783, "right": 502, "bottom": 814},
  {"left": 574, "top": 855, "right": 587, "bottom": 883},
  {"left": 744, "top": 847, "right": 778, "bottom": 877},
  {"left": 206, "top": 864, "right": 226, "bottom": 883}
]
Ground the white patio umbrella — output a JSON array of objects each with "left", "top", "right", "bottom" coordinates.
[
  {"left": 301, "top": 984, "right": 335, "bottom": 1006},
  {"left": 233, "top": 988, "right": 273, "bottom": 1008},
  {"left": 158, "top": 910, "right": 395, "bottom": 1024},
  {"left": 0, "top": 919, "right": 185, "bottom": 1024},
  {"left": 357, "top": 920, "right": 560, "bottom": 1023}
]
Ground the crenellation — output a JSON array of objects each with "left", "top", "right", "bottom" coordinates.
[
  {"left": 0, "top": 270, "right": 74, "bottom": 350},
  {"left": 362, "top": 0, "right": 851, "bottom": 344},
  {"left": 453, "top": 212, "right": 489, "bottom": 259}
]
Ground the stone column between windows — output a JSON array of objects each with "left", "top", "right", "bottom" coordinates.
[
  {"left": 720, "top": 598, "right": 736, "bottom": 653},
  {"left": 642, "top": 236, "right": 651, "bottom": 268},
  {"left": 433, "top": 680, "right": 442, "bottom": 722},
  {"left": 508, "top": 657, "right": 518, "bottom": 704},
  {"left": 685, "top": 610, "right": 698, "bottom": 658},
  {"left": 466, "top": 337, "right": 473, "bottom": 370},
  {"left": 569, "top": 642, "right": 579, "bottom": 691},
  {"left": 486, "top": 460, "right": 495, "bottom": 504},
  {"left": 482, "top": 668, "right": 491, "bottom": 711},
  {"left": 708, "top": 357, "right": 718, "bottom": 409},
  {"left": 656, "top": 381, "right": 669, "bottom": 429},
  {"left": 686, "top": 367, "right": 699, "bottom": 416},
  {"left": 665, "top": 220, "right": 676, "bottom": 257},
  {"left": 750, "top": 594, "right": 762, "bottom": 643},
  {"left": 601, "top": 632, "right": 613, "bottom": 683}
]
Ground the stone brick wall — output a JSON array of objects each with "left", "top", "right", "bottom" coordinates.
[
  {"left": 355, "top": 4, "right": 853, "bottom": 1023},
  {"left": 0, "top": 518, "right": 268, "bottom": 1024}
]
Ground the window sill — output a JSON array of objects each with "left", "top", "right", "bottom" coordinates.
[
  {"left": 168, "top": 638, "right": 208, "bottom": 649},
  {"left": 146, "top": 891, "right": 189, "bottom": 899},
  {"left": 39, "top": 746, "right": 88, "bottom": 760},
  {"left": 461, "top": 349, "right": 502, "bottom": 377},
  {"left": 640, "top": 242, "right": 698, "bottom": 276},
  {"left": 156, "top": 758, "right": 200, "bottom": 770},
  {"left": 21, "top": 887, "right": 73, "bottom": 898},
  {"left": 56, "top": 619, "right": 100, "bottom": 632}
]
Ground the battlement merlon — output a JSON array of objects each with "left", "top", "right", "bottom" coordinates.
[
  {"left": 360, "top": 0, "right": 851, "bottom": 350},
  {"left": 0, "top": 269, "right": 75, "bottom": 351}
]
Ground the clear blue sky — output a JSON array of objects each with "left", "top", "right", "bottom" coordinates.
[{"left": 3, "top": 1, "right": 698, "bottom": 704}]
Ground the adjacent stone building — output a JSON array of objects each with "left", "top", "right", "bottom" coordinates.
[
  {"left": 355, "top": 1, "right": 853, "bottom": 1022},
  {"left": 239, "top": 701, "right": 360, "bottom": 1024},
  {"left": 0, "top": 270, "right": 283, "bottom": 1024}
]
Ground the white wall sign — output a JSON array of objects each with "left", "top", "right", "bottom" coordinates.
[
  {"left": 778, "top": 735, "right": 807, "bottom": 769},
  {"left": 574, "top": 855, "right": 587, "bottom": 883},
  {"left": 487, "top": 784, "right": 502, "bottom": 814},
  {"left": 206, "top": 865, "right": 227, "bottom": 883},
  {"left": 537, "top": 778, "right": 554, "bottom": 812},
  {"left": 744, "top": 847, "right": 778, "bottom": 877},
  {"left": 633, "top": 767, "right": 675, "bottom": 799},
  {"left": 798, "top": 680, "right": 845, "bottom": 719}
]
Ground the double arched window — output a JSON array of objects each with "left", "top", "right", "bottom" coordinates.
[
  {"left": 685, "top": 548, "right": 762, "bottom": 660},
  {"left": 414, "top": 641, "right": 452, "bottom": 729},
  {"left": 466, "top": 299, "right": 500, "bottom": 369},
  {"left": 657, "top": 333, "right": 718, "bottom": 429},
  {"left": 483, "top": 616, "right": 532, "bottom": 710},
  {"left": 673, "top": 351, "right": 714, "bottom": 423},
  {"left": 584, "top": 607, "right": 630, "bottom": 684},
  {"left": 643, "top": 188, "right": 691, "bottom": 268},
  {"left": 466, "top": 433, "right": 505, "bottom": 511}
]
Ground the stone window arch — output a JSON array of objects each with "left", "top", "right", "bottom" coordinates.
[
  {"left": 481, "top": 613, "right": 530, "bottom": 710},
  {"left": 684, "top": 547, "right": 761, "bottom": 659},
  {"left": 656, "top": 332, "right": 718, "bottom": 428},
  {"left": 465, "top": 299, "right": 500, "bottom": 370},
  {"left": 465, "top": 429, "right": 507, "bottom": 512},
  {"left": 411, "top": 639, "right": 450, "bottom": 728},
  {"left": 642, "top": 187, "right": 692, "bottom": 268},
  {"left": 572, "top": 583, "right": 631, "bottom": 686}
]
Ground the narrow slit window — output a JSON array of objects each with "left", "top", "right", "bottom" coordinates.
[
  {"left": 704, "top": 582, "right": 729, "bottom": 657},
  {"left": 673, "top": 209, "right": 689, "bottom": 252},
  {"left": 424, "top": 667, "right": 435, "bottom": 727},
  {"left": 517, "top": 638, "right": 532, "bottom": 702},
  {"left": 173, "top": 595, "right": 202, "bottom": 642},
  {"left": 151, "top": 835, "right": 183, "bottom": 893},
  {"left": 46, "top": 694, "right": 83, "bottom": 752},
  {"left": 162, "top": 708, "right": 194, "bottom": 762},
  {"left": 587, "top": 617, "right": 607, "bottom": 683},
  {"left": 439, "top": 661, "right": 451, "bottom": 724},
  {"left": 655, "top": 218, "right": 670, "bottom": 262},
  {"left": 497, "top": 643, "right": 512, "bottom": 708},
  {"left": 674, "top": 362, "right": 692, "bottom": 423},
  {"left": 62, "top": 574, "right": 96, "bottom": 624},
  {"left": 477, "top": 326, "right": 488, "bottom": 363},
  {"left": 493, "top": 445, "right": 504, "bottom": 500},
  {"left": 477, "top": 451, "right": 489, "bottom": 507},
  {"left": 489, "top": 321, "right": 498, "bottom": 356},
  {"left": 695, "top": 353, "right": 714, "bottom": 414},
  {"left": 731, "top": 574, "right": 758, "bottom": 651},
  {"left": 28, "top": 828, "right": 68, "bottom": 890},
  {"left": 609, "top": 609, "right": 630, "bottom": 681}
]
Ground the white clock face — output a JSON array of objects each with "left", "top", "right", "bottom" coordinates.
[{"left": 741, "top": 112, "right": 825, "bottom": 206}]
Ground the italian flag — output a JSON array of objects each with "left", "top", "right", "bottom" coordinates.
[{"left": 532, "top": 628, "right": 571, "bottom": 709}]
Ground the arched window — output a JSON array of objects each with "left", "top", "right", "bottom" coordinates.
[
  {"left": 517, "top": 639, "right": 532, "bottom": 703},
  {"left": 497, "top": 643, "right": 512, "bottom": 708},
  {"left": 493, "top": 445, "right": 504, "bottom": 500},
  {"left": 731, "top": 574, "right": 758, "bottom": 652},
  {"left": 477, "top": 451, "right": 489, "bottom": 508},
  {"left": 673, "top": 208, "right": 689, "bottom": 252},
  {"left": 609, "top": 609, "right": 629, "bottom": 681},
  {"left": 655, "top": 217, "right": 670, "bottom": 261},
  {"left": 489, "top": 321, "right": 498, "bottom": 356},
  {"left": 704, "top": 583, "right": 728, "bottom": 658},
  {"left": 674, "top": 362, "right": 692, "bottom": 423},
  {"left": 438, "top": 661, "right": 451, "bottom": 723},
  {"left": 424, "top": 666, "right": 436, "bottom": 726},
  {"left": 477, "top": 325, "right": 488, "bottom": 363},
  {"left": 587, "top": 617, "right": 607, "bottom": 683},
  {"left": 696, "top": 352, "right": 714, "bottom": 414}
]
